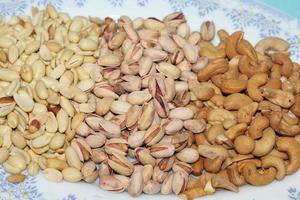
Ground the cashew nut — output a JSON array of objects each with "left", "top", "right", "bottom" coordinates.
[
  {"left": 220, "top": 75, "right": 248, "bottom": 94},
  {"left": 225, "top": 31, "right": 243, "bottom": 59},
  {"left": 204, "top": 156, "right": 224, "bottom": 173},
  {"left": 199, "top": 41, "right": 226, "bottom": 59},
  {"left": 237, "top": 39, "right": 258, "bottom": 63},
  {"left": 207, "top": 108, "right": 236, "bottom": 125},
  {"left": 223, "top": 93, "right": 253, "bottom": 110},
  {"left": 261, "top": 88, "right": 295, "bottom": 108},
  {"left": 291, "top": 94, "right": 300, "bottom": 117},
  {"left": 248, "top": 115, "right": 269, "bottom": 139},
  {"left": 197, "top": 58, "right": 229, "bottom": 81},
  {"left": 267, "top": 149, "right": 289, "bottom": 160},
  {"left": 188, "top": 79, "right": 215, "bottom": 101},
  {"left": 271, "top": 53, "right": 293, "bottom": 77},
  {"left": 226, "top": 123, "right": 247, "bottom": 140},
  {"left": 270, "top": 111, "right": 300, "bottom": 136},
  {"left": 255, "top": 37, "right": 289, "bottom": 55},
  {"left": 237, "top": 102, "right": 258, "bottom": 124},
  {"left": 276, "top": 137, "right": 300, "bottom": 175},
  {"left": 198, "top": 144, "right": 229, "bottom": 160},
  {"left": 247, "top": 73, "right": 268, "bottom": 102},
  {"left": 234, "top": 135, "right": 255, "bottom": 155},
  {"left": 227, "top": 163, "right": 245, "bottom": 186},
  {"left": 242, "top": 161, "right": 276, "bottom": 186},
  {"left": 262, "top": 155, "right": 286, "bottom": 180},
  {"left": 205, "top": 124, "right": 225, "bottom": 145},
  {"left": 252, "top": 127, "right": 276, "bottom": 157},
  {"left": 238, "top": 55, "right": 268, "bottom": 77}
]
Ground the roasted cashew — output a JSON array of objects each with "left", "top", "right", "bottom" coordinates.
[
  {"left": 204, "top": 156, "right": 224, "bottom": 173},
  {"left": 234, "top": 135, "right": 255, "bottom": 155},
  {"left": 198, "top": 144, "right": 229, "bottom": 160},
  {"left": 269, "top": 111, "right": 282, "bottom": 130},
  {"left": 223, "top": 93, "right": 253, "bottom": 110},
  {"left": 271, "top": 53, "right": 293, "bottom": 77},
  {"left": 188, "top": 79, "right": 215, "bottom": 101},
  {"left": 238, "top": 55, "right": 268, "bottom": 78},
  {"left": 248, "top": 115, "right": 269, "bottom": 139},
  {"left": 291, "top": 94, "right": 300, "bottom": 117},
  {"left": 210, "top": 94, "right": 225, "bottom": 107},
  {"left": 217, "top": 29, "right": 229, "bottom": 43},
  {"left": 197, "top": 58, "right": 229, "bottom": 81},
  {"left": 199, "top": 41, "right": 226, "bottom": 59},
  {"left": 220, "top": 75, "right": 248, "bottom": 94},
  {"left": 255, "top": 37, "right": 289, "bottom": 55},
  {"left": 247, "top": 73, "right": 268, "bottom": 102},
  {"left": 278, "top": 117, "right": 300, "bottom": 136},
  {"left": 237, "top": 39, "right": 258, "bottom": 63},
  {"left": 207, "top": 108, "right": 236, "bottom": 125},
  {"left": 242, "top": 161, "right": 276, "bottom": 186},
  {"left": 262, "top": 155, "right": 286, "bottom": 180},
  {"left": 270, "top": 111, "right": 300, "bottom": 136},
  {"left": 227, "top": 163, "right": 245, "bottom": 186},
  {"left": 268, "top": 149, "right": 289, "bottom": 160},
  {"left": 261, "top": 88, "right": 295, "bottom": 108},
  {"left": 225, "top": 31, "right": 243, "bottom": 59},
  {"left": 226, "top": 123, "right": 247, "bottom": 141},
  {"left": 276, "top": 137, "right": 300, "bottom": 175},
  {"left": 237, "top": 102, "right": 258, "bottom": 124},
  {"left": 252, "top": 127, "right": 276, "bottom": 157},
  {"left": 205, "top": 124, "right": 225, "bottom": 145},
  {"left": 263, "top": 78, "right": 282, "bottom": 90}
]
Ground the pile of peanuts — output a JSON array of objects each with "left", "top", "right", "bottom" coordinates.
[{"left": 0, "top": 4, "right": 299, "bottom": 200}]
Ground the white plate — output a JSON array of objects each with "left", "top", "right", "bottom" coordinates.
[{"left": 1, "top": 0, "right": 300, "bottom": 200}]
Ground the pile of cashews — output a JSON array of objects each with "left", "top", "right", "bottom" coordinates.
[{"left": 181, "top": 31, "right": 300, "bottom": 199}]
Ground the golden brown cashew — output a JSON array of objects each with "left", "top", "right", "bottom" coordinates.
[
  {"left": 226, "top": 123, "right": 248, "bottom": 140},
  {"left": 207, "top": 108, "right": 236, "bottom": 125},
  {"left": 223, "top": 55, "right": 240, "bottom": 80},
  {"left": 258, "top": 100, "right": 282, "bottom": 116},
  {"left": 276, "top": 137, "right": 300, "bottom": 175},
  {"left": 237, "top": 39, "right": 258, "bottom": 63},
  {"left": 227, "top": 163, "right": 246, "bottom": 186},
  {"left": 225, "top": 31, "right": 243, "bottom": 59},
  {"left": 269, "top": 111, "right": 282, "bottom": 130},
  {"left": 271, "top": 53, "right": 293, "bottom": 77},
  {"left": 197, "top": 58, "right": 229, "bottom": 81},
  {"left": 291, "top": 94, "right": 300, "bottom": 117},
  {"left": 204, "top": 156, "right": 225, "bottom": 173},
  {"left": 238, "top": 55, "right": 269, "bottom": 78},
  {"left": 237, "top": 102, "right": 258, "bottom": 124},
  {"left": 262, "top": 155, "right": 286, "bottom": 180},
  {"left": 220, "top": 75, "right": 248, "bottom": 94},
  {"left": 217, "top": 29, "right": 229, "bottom": 43},
  {"left": 210, "top": 94, "right": 224, "bottom": 107},
  {"left": 199, "top": 41, "right": 226, "bottom": 59},
  {"left": 252, "top": 127, "right": 276, "bottom": 157},
  {"left": 211, "top": 173, "right": 239, "bottom": 193},
  {"left": 269, "top": 111, "right": 300, "bottom": 136},
  {"left": 263, "top": 78, "right": 282, "bottom": 90},
  {"left": 234, "top": 135, "right": 255, "bottom": 155},
  {"left": 261, "top": 88, "right": 295, "bottom": 108},
  {"left": 278, "top": 118, "right": 300, "bottom": 136},
  {"left": 205, "top": 124, "right": 225, "bottom": 145},
  {"left": 242, "top": 161, "right": 276, "bottom": 186},
  {"left": 255, "top": 37, "right": 289, "bottom": 55},
  {"left": 188, "top": 79, "right": 215, "bottom": 101},
  {"left": 268, "top": 149, "right": 289, "bottom": 160},
  {"left": 223, "top": 93, "right": 253, "bottom": 110},
  {"left": 247, "top": 73, "right": 268, "bottom": 102},
  {"left": 248, "top": 115, "right": 269, "bottom": 139}
]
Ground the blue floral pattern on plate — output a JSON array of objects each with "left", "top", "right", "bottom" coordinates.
[{"left": 0, "top": 0, "right": 299, "bottom": 199}]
